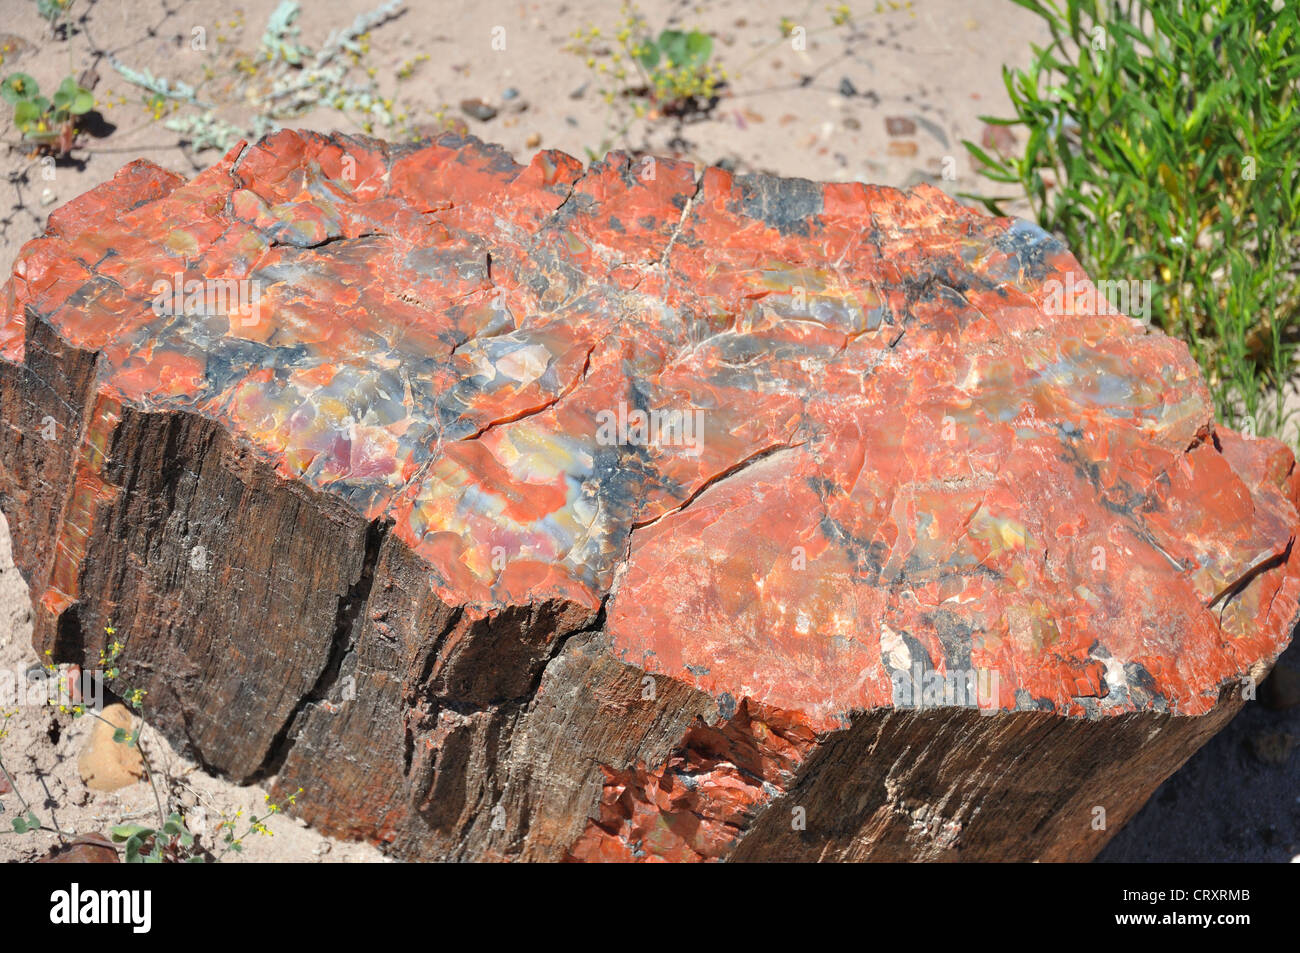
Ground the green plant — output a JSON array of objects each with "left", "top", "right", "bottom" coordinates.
[
  {"left": 1, "top": 626, "right": 298, "bottom": 861},
  {"left": 108, "top": 790, "right": 298, "bottom": 862},
  {"left": 568, "top": 3, "right": 891, "bottom": 162},
  {"left": 566, "top": 3, "right": 729, "bottom": 160},
  {"left": 111, "top": 813, "right": 198, "bottom": 863},
  {"left": 570, "top": 5, "right": 726, "bottom": 116},
  {"left": 35, "top": 0, "right": 73, "bottom": 32},
  {"left": 0, "top": 708, "right": 40, "bottom": 836},
  {"left": 211, "top": 789, "right": 303, "bottom": 859},
  {"left": 110, "top": 0, "right": 409, "bottom": 151},
  {"left": 632, "top": 28, "right": 718, "bottom": 109},
  {"left": 1, "top": 72, "right": 93, "bottom": 153},
  {"left": 965, "top": 0, "right": 1300, "bottom": 442}
]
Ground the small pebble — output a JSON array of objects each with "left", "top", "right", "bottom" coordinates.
[
  {"left": 885, "top": 116, "right": 916, "bottom": 136},
  {"left": 981, "top": 122, "right": 1017, "bottom": 155},
  {"left": 459, "top": 98, "right": 497, "bottom": 121}
]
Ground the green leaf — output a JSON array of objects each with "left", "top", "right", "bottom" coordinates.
[
  {"left": 123, "top": 832, "right": 151, "bottom": 863},
  {"left": 70, "top": 90, "right": 94, "bottom": 115},
  {"left": 51, "top": 76, "right": 79, "bottom": 112},
  {"left": 111, "top": 823, "right": 153, "bottom": 842},
  {"left": 1, "top": 73, "right": 37, "bottom": 104},
  {"left": 657, "top": 30, "right": 689, "bottom": 67},
  {"left": 162, "top": 813, "right": 192, "bottom": 843},
  {"left": 12, "top": 100, "right": 41, "bottom": 129},
  {"left": 962, "top": 140, "right": 1017, "bottom": 181},
  {"left": 636, "top": 39, "right": 659, "bottom": 71},
  {"left": 683, "top": 31, "right": 713, "bottom": 69}
]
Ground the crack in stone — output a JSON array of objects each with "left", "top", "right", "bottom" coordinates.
[
  {"left": 251, "top": 515, "right": 391, "bottom": 782},
  {"left": 456, "top": 341, "right": 597, "bottom": 442},
  {"left": 267, "top": 230, "right": 390, "bottom": 250},
  {"left": 657, "top": 169, "right": 705, "bottom": 271},
  {"left": 1209, "top": 536, "right": 1295, "bottom": 611},
  {"left": 629, "top": 441, "right": 808, "bottom": 533}
]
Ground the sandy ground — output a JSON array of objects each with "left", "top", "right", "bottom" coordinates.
[
  {"left": 0, "top": 0, "right": 1042, "bottom": 267},
  {"left": 0, "top": 0, "right": 1293, "bottom": 863},
  {"left": 0, "top": 513, "right": 386, "bottom": 861}
]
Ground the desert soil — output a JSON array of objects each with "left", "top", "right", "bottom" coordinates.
[{"left": 0, "top": 0, "right": 1294, "bottom": 863}]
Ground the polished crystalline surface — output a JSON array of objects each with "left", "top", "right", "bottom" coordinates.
[{"left": 3, "top": 131, "right": 1297, "bottom": 860}]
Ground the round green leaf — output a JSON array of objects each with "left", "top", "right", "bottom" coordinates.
[
  {"left": 684, "top": 31, "right": 713, "bottom": 68},
  {"left": 1, "top": 73, "right": 37, "bottom": 104},
  {"left": 12, "top": 100, "right": 41, "bottom": 128},
  {"left": 657, "top": 30, "right": 689, "bottom": 67},
  {"left": 636, "top": 39, "right": 660, "bottom": 70},
  {"left": 111, "top": 822, "right": 153, "bottom": 842}
]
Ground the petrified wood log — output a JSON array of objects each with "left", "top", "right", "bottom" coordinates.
[{"left": 1, "top": 130, "right": 1296, "bottom": 861}]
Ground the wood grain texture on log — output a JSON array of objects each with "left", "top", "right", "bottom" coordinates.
[{"left": 1, "top": 130, "right": 1296, "bottom": 861}]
